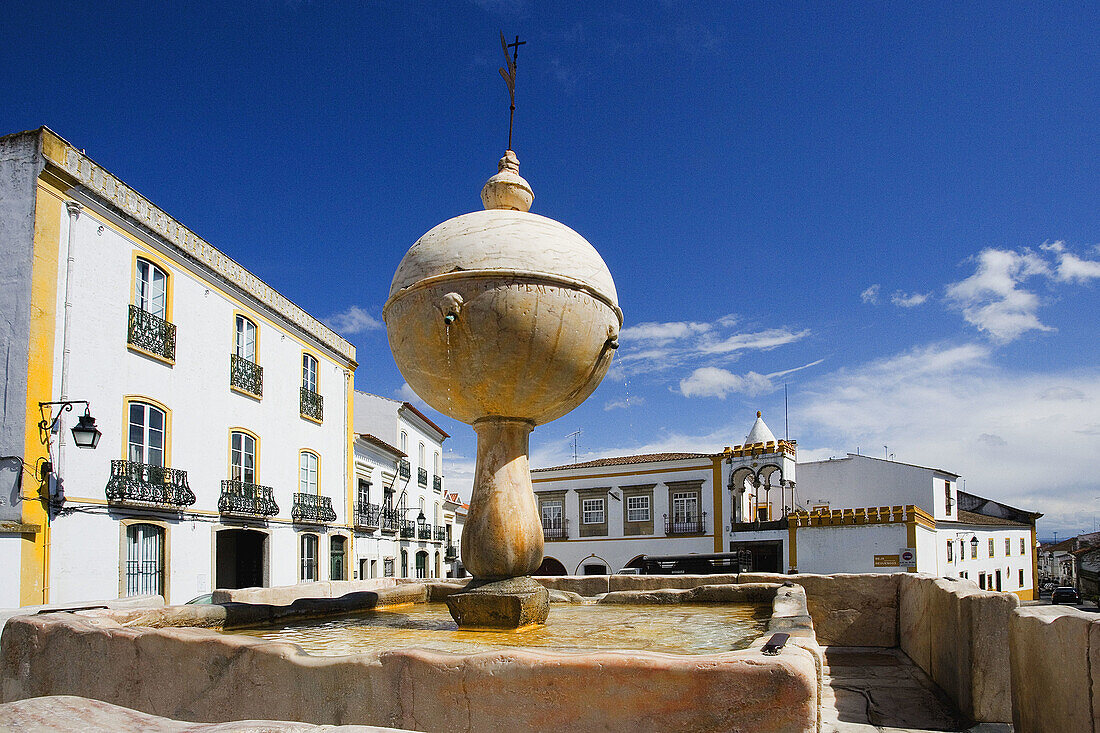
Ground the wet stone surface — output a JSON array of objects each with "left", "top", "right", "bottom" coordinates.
[{"left": 223, "top": 601, "right": 770, "bottom": 657}]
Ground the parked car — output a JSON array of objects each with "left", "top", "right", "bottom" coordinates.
[{"left": 1051, "top": 587, "right": 1080, "bottom": 605}]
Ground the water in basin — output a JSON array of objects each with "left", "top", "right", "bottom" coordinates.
[{"left": 226, "top": 602, "right": 769, "bottom": 656}]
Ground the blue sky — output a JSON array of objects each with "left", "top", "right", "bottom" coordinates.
[{"left": 4, "top": 2, "right": 1098, "bottom": 539}]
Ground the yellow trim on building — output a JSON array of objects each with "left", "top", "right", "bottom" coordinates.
[
  {"left": 226, "top": 427, "right": 260, "bottom": 481},
  {"left": 20, "top": 182, "right": 64, "bottom": 605},
  {"left": 120, "top": 395, "right": 173, "bottom": 466},
  {"left": 130, "top": 249, "right": 176, "bottom": 322},
  {"left": 711, "top": 456, "right": 723, "bottom": 553},
  {"left": 906, "top": 518, "right": 918, "bottom": 573},
  {"left": 788, "top": 521, "right": 798, "bottom": 572},
  {"left": 345, "top": 369, "right": 355, "bottom": 566}
]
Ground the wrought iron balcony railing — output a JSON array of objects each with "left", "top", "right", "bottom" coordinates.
[
  {"left": 542, "top": 519, "right": 568, "bottom": 541},
  {"left": 380, "top": 507, "right": 401, "bottom": 533},
  {"left": 128, "top": 305, "right": 176, "bottom": 362},
  {"left": 445, "top": 545, "right": 458, "bottom": 561},
  {"left": 291, "top": 493, "right": 336, "bottom": 524},
  {"left": 433, "top": 474, "right": 442, "bottom": 492},
  {"left": 398, "top": 460, "right": 410, "bottom": 480},
  {"left": 418, "top": 523, "right": 433, "bottom": 540},
  {"left": 400, "top": 520, "right": 415, "bottom": 538},
  {"left": 418, "top": 467, "right": 428, "bottom": 486},
  {"left": 230, "top": 353, "right": 263, "bottom": 397},
  {"left": 434, "top": 526, "right": 447, "bottom": 541},
  {"left": 356, "top": 502, "right": 381, "bottom": 529},
  {"left": 219, "top": 480, "right": 279, "bottom": 517},
  {"left": 664, "top": 513, "right": 708, "bottom": 535},
  {"left": 105, "top": 460, "right": 195, "bottom": 508},
  {"left": 300, "top": 387, "right": 323, "bottom": 421}
]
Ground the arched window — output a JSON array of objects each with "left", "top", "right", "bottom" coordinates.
[
  {"left": 418, "top": 442, "right": 425, "bottom": 466},
  {"left": 230, "top": 430, "right": 256, "bottom": 484},
  {"left": 235, "top": 315, "right": 257, "bottom": 362},
  {"left": 415, "top": 551, "right": 428, "bottom": 579},
  {"left": 401, "top": 549, "right": 408, "bottom": 578},
  {"left": 300, "top": 533, "right": 318, "bottom": 581},
  {"left": 330, "top": 536, "right": 346, "bottom": 581},
  {"left": 128, "top": 401, "right": 166, "bottom": 467},
  {"left": 302, "top": 353, "right": 318, "bottom": 393},
  {"left": 134, "top": 258, "right": 168, "bottom": 319},
  {"left": 125, "top": 523, "right": 165, "bottom": 597},
  {"left": 299, "top": 451, "right": 319, "bottom": 494},
  {"left": 400, "top": 431, "right": 408, "bottom": 453}
]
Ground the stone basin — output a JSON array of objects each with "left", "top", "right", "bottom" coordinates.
[{"left": 0, "top": 577, "right": 820, "bottom": 733}]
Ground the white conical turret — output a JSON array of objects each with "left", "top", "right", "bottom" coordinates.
[{"left": 745, "top": 411, "right": 776, "bottom": 444}]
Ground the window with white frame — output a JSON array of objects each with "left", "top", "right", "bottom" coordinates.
[
  {"left": 1005, "top": 538, "right": 1011, "bottom": 555},
  {"left": 235, "top": 315, "right": 257, "bottom": 362},
  {"left": 125, "top": 523, "right": 164, "bottom": 597},
  {"left": 128, "top": 401, "right": 165, "bottom": 466},
  {"left": 582, "top": 498, "right": 605, "bottom": 525},
  {"left": 672, "top": 492, "right": 699, "bottom": 523},
  {"left": 400, "top": 431, "right": 408, "bottom": 453},
  {"left": 626, "top": 495, "right": 650, "bottom": 522},
  {"left": 134, "top": 259, "right": 168, "bottom": 319},
  {"left": 541, "top": 501, "right": 563, "bottom": 529},
  {"left": 299, "top": 451, "right": 319, "bottom": 494},
  {"left": 988, "top": 538, "right": 995, "bottom": 557},
  {"left": 1020, "top": 537, "right": 1026, "bottom": 554},
  {"left": 946, "top": 541, "right": 953, "bottom": 563},
  {"left": 230, "top": 431, "right": 255, "bottom": 483},
  {"left": 300, "top": 534, "right": 318, "bottom": 581},
  {"left": 302, "top": 353, "right": 318, "bottom": 393}
]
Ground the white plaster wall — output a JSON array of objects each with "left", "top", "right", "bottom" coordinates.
[
  {"left": 44, "top": 196, "right": 353, "bottom": 604},
  {"left": 938, "top": 526, "right": 1034, "bottom": 594},
  {"left": 795, "top": 523, "right": 910, "bottom": 574},
  {"left": 796, "top": 455, "right": 953, "bottom": 519},
  {"left": 0, "top": 536, "right": 23, "bottom": 607}
]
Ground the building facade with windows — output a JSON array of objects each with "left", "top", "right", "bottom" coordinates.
[
  {"left": 532, "top": 411, "right": 1040, "bottom": 598},
  {"left": 351, "top": 391, "right": 456, "bottom": 580},
  {"left": 0, "top": 127, "right": 357, "bottom": 607}
]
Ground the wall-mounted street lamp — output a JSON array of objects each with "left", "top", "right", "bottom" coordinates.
[{"left": 39, "top": 400, "right": 102, "bottom": 450}]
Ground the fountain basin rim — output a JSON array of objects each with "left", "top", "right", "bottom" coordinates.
[{"left": 382, "top": 268, "right": 624, "bottom": 327}]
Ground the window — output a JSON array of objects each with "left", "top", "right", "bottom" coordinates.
[
  {"left": 434, "top": 452, "right": 441, "bottom": 475},
  {"left": 230, "top": 431, "right": 256, "bottom": 483},
  {"left": 134, "top": 259, "right": 167, "bottom": 319},
  {"left": 357, "top": 479, "right": 370, "bottom": 507},
  {"left": 415, "top": 551, "right": 428, "bottom": 579},
  {"left": 988, "top": 538, "right": 995, "bottom": 557},
  {"left": 299, "top": 451, "right": 319, "bottom": 494},
  {"left": 582, "top": 498, "right": 605, "bottom": 525},
  {"left": 978, "top": 573, "right": 986, "bottom": 590},
  {"left": 235, "top": 315, "right": 257, "bottom": 362},
  {"left": 944, "top": 481, "right": 952, "bottom": 514},
  {"left": 1006, "top": 538, "right": 1012, "bottom": 556},
  {"left": 542, "top": 501, "right": 563, "bottom": 529},
  {"left": 401, "top": 549, "right": 408, "bottom": 578},
  {"left": 673, "top": 492, "right": 699, "bottom": 523},
  {"left": 946, "top": 541, "right": 954, "bottom": 563},
  {"left": 626, "top": 495, "right": 650, "bottom": 522},
  {"left": 302, "top": 353, "right": 318, "bottom": 393},
  {"left": 125, "top": 523, "right": 164, "bottom": 597},
  {"left": 330, "top": 536, "right": 346, "bottom": 581},
  {"left": 971, "top": 541, "right": 978, "bottom": 559},
  {"left": 400, "top": 431, "right": 408, "bottom": 453},
  {"left": 1020, "top": 537, "right": 1026, "bottom": 554},
  {"left": 383, "top": 557, "right": 394, "bottom": 577},
  {"left": 1019, "top": 569, "right": 1025, "bottom": 587},
  {"left": 419, "top": 442, "right": 425, "bottom": 467},
  {"left": 128, "top": 401, "right": 166, "bottom": 466},
  {"left": 300, "top": 534, "right": 318, "bottom": 581}
]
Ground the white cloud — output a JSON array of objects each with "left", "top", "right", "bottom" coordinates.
[
  {"left": 325, "top": 305, "right": 382, "bottom": 334},
  {"left": 619, "top": 321, "right": 712, "bottom": 345},
  {"left": 678, "top": 367, "right": 773, "bottom": 399},
  {"left": 891, "top": 291, "right": 931, "bottom": 307},
  {"left": 861, "top": 284, "right": 881, "bottom": 304},
  {"left": 945, "top": 248, "right": 1052, "bottom": 342},
  {"left": 698, "top": 328, "right": 810, "bottom": 355},
  {"left": 1042, "top": 240, "right": 1100, "bottom": 283},
  {"left": 604, "top": 397, "right": 641, "bottom": 411},
  {"left": 797, "top": 341, "right": 1100, "bottom": 536}
]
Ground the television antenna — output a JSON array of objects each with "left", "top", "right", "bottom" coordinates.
[{"left": 565, "top": 430, "right": 582, "bottom": 464}]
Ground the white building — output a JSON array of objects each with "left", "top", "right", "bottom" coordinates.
[
  {"left": 0, "top": 127, "right": 357, "bottom": 607},
  {"left": 532, "top": 411, "right": 1041, "bottom": 599},
  {"left": 351, "top": 392, "right": 460, "bottom": 579}
]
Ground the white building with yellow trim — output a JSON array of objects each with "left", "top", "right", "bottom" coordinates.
[
  {"left": 0, "top": 127, "right": 358, "bottom": 607},
  {"left": 532, "top": 412, "right": 1041, "bottom": 599}
]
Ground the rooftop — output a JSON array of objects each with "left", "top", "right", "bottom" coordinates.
[
  {"left": 533, "top": 452, "right": 714, "bottom": 472},
  {"left": 356, "top": 433, "right": 404, "bottom": 457}
]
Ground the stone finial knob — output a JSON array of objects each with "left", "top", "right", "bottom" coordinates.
[{"left": 481, "top": 150, "right": 534, "bottom": 212}]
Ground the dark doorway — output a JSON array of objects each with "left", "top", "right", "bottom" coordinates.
[
  {"left": 215, "top": 529, "right": 266, "bottom": 589},
  {"left": 534, "top": 557, "right": 567, "bottom": 576}
]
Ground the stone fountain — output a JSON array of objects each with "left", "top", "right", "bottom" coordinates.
[{"left": 383, "top": 151, "right": 622, "bottom": 628}]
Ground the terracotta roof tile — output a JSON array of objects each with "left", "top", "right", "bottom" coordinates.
[
  {"left": 356, "top": 433, "right": 405, "bottom": 457},
  {"left": 533, "top": 452, "right": 714, "bottom": 472},
  {"left": 955, "top": 509, "right": 1030, "bottom": 528}
]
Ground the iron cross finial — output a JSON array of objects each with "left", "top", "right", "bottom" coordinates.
[{"left": 499, "top": 32, "right": 526, "bottom": 150}]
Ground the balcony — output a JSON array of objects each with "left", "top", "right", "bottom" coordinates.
[
  {"left": 230, "top": 354, "right": 263, "bottom": 398},
  {"left": 400, "top": 520, "right": 415, "bottom": 539},
  {"left": 418, "top": 523, "right": 433, "bottom": 540},
  {"left": 433, "top": 474, "right": 443, "bottom": 492},
  {"left": 398, "top": 460, "right": 410, "bottom": 480},
  {"left": 105, "top": 460, "right": 195, "bottom": 508},
  {"left": 418, "top": 467, "right": 428, "bottom": 486},
  {"left": 380, "top": 507, "right": 401, "bottom": 533},
  {"left": 434, "top": 526, "right": 447, "bottom": 541},
  {"left": 543, "top": 519, "right": 568, "bottom": 541},
  {"left": 731, "top": 518, "right": 789, "bottom": 532},
  {"left": 218, "top": 480, "right": 279, "bottom": 517},
  {"left": 291, "top": 493, "right": 336, "bottom": 524},
  {"left": 356, "top": 503, "right": 381, "bottom": 530},
  {"left": 300, "top": 387, "right": 323, "bottom": 422},
  {"left": 445, "top": 544, "right": 458, "bottom": 562},
  {"left": 664, "top": 513, "right": 708, "bottom": 535},
  {"left": 128, "top": 305, "right": 176, "bottom": 362}
]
